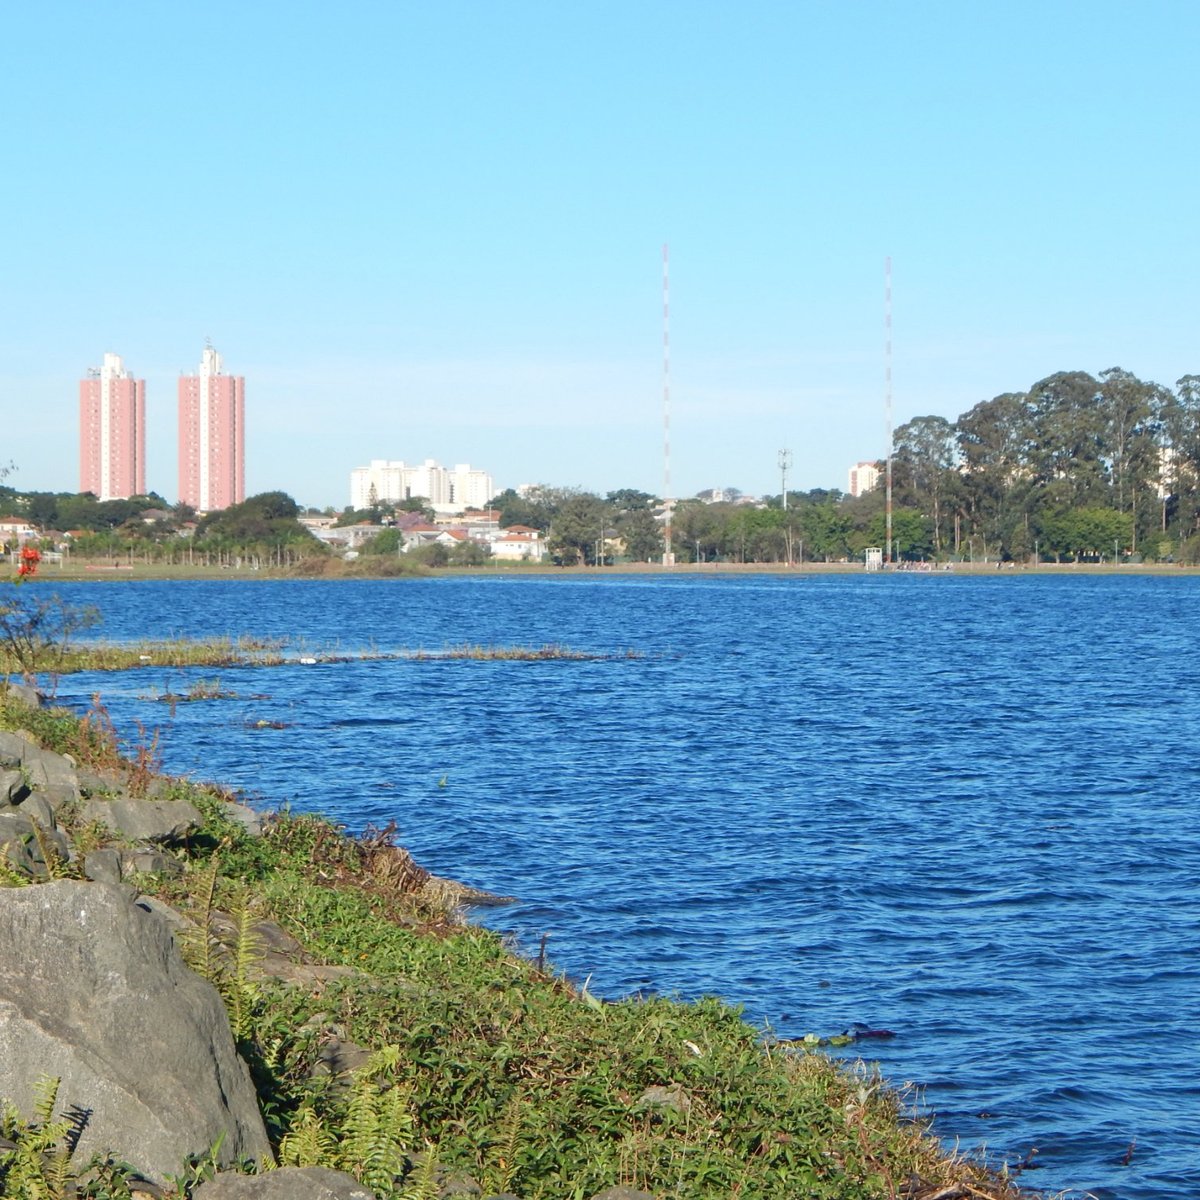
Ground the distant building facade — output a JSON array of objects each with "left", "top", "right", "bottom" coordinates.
[
  {"left": 178, "top": 344, "right": 245, "bottom": 511},
  {"left": 79, "top": 353, "right": 146, "bottom": 500},
  {"left": 350, "top": 459, "right": 495, "bottom": 515},
  {"left": 848, "top": 461, "right": 880, "bottom": 497}
]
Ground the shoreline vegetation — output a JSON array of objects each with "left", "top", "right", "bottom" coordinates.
[
  {"left": 0, "top": 680, "right": 1041, "bottom": 1199},
  {"left": 2, "top": 640, "right": 641, "bottom": 679},
  {"left": 17, "top": 555, "right": 1200, "bottom": 585}
]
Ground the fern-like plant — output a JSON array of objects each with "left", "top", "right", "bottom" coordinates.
[
  {"left": 0, "top": 1077, "right": 87, "bottom": 1200},
  {"left": 180, "top": 853, "right": 223, "bottom": 985},
  {"left": 276, "top": 1047, "right": 414, "bottom": 1195},
  {"left": 224, "top": 889, "right": 264, "bottom": 1040},
  {"left": 397, "top": 1142, "right": 441, "bottom": 1200},
  {"left": 278, "top": 1103, "right": 339, "bottom": 1170},
  {"left": 483, "top": 1087, "right": 525, "bottom": 1196}
]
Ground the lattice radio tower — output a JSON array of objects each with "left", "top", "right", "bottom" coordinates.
[
  {"left": 885, "top": 255, "right": 894, "bottom": 564},
  {"left": 662, "top": 243, "right": 675, "bottom": 566}
]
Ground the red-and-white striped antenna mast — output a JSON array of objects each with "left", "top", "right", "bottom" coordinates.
[
  {"left": 662, "top": 242, "right": 675, "bottom": 566},
  {"left": 884, "top": 255, "right": 893, "bottom": 564}
]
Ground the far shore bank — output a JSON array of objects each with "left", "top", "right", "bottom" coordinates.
[{"left": 23, "top": 557, "right": 1200, "bottom": 583}]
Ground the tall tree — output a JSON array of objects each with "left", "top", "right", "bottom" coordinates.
[
  {"left": 956, "top": 392, "right": 1033, "bottom": 548},
  {"left": 1098, "top": 367, "right": 1163, "bottom": 550},
  {"left": 1161, "top": 376, "right": 1200, "bottom": 535},
  {"left": 618, "top": 508, "right": 663, "bottom": 562},
  {"left": 1026, "top": 371, "right": 1108, "bottom": 510},
  {"left": 798, "top": 504, "right": 852, "bottom": 562},
  {"left": 893, "top": 415, "right": 957, "bottom": 554},
  {"left": 547, "top": 494, "right": 607, "bottom": 565}
]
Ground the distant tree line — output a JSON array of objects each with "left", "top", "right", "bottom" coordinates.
[
  {"left": 0, "top": 489, "right": 327, "bottom": 568},
  {"left": 496, "top": 366, "right": 1200, "bottom": 565},
  {"left": 6, "top": 364, "right": 1199, "bottom": 568},
  {"left": 892, "top": 367, "right": 1200, "bottom": 561}
]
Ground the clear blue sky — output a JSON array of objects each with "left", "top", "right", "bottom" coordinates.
[{"left": 4, "top": 1, "right": 1197, "bottom": 508}]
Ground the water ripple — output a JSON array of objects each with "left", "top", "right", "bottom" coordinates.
[{"left": 50, "top": 573, "right": 1200, "bottom": 1200}]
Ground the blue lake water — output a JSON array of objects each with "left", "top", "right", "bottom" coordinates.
[{"left": 44, "top": 573, "right": 1200, "bottom": 1200}]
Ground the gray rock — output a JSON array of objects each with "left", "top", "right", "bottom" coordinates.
[
  {"left": 81, "top": 795, "right": 202, "bottom": 844},
  {"left": 77, "top": 766, "right": 126, "bottom": 797},
  {"left": 134, "top": 894, "right": 191, "bottom": 931},
  {"left": 0, "top": 815, "right": 37, "bottom": 876},
  {"left": 259, "top": 960, "right": 360, "bottom": 987},
  {"left": 437, "top": 1171, "right": 483, "bottom": 1197},
  {"left": 0, "top": 767, "right": 29, "bottom": 806},
  {"left": 589, "top": 1190, "right": 657, "bottom": 1200},
  {"left": 193, "top": 1167, "right": 377, "bottom": 1199},
  {"left": 0, "top": 728, "right": 37, "bottom": 766},
  {"left": 122, "top": 847, "right": 184, "bottom": 877},
  {"left": 0, "top": 810, "right": 69, "bottom": 877},
  {"left": 144, "top": 776, "right": 178, "bottom": 800},
  {"left": 2, "top": 681, "right": 42, "bottom": 708},
  {"left": 312, "top": 1036, "right": 373, "bottom": 1078},
  {"left": 0, "top": 743, "right": 82, "bottom": 811},
  {"left": 84, "top": 847, "right": 125, "bottom": 884},
  {"left": 0, "top": 880, "right": 273, "bottom": 1183},
  {"left": 253, "top": 918, "right": 306, "bottom": 957},
  {"left": 34, "top": 782, "right": 81, "bottom": 813},
  {"left": 225, "top": 801, "right": 264, "bottom": 837},
  {"left": 23, "top": 745, "right": 79, "bottom": 785},
  {"left": 18, "top": 792, "right": 57, "bottom": 830},
  {"left": 78, "top": 848, "right": 170, "bottom": 886},
  {"left": 203, "top": 912, "right": 359, "bottom": 988}
]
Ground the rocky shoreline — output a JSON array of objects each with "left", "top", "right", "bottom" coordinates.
[{"left": 0, "top": 685, "right": 1033, "bottom": 1200}]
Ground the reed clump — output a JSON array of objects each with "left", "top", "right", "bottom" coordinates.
[
  {"left": 403, "top": 644, "right": 638, "bottom": 661},
  {"left": 48, "top": 636, "right": 288, "bottom": 675}
]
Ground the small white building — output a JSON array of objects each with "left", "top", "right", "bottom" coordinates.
[
  {"left": 490, "top": 526, "right": 546, "bottom": 563},
  {"left": 0, "top": 519, "right": 38, "bottom": 545}
]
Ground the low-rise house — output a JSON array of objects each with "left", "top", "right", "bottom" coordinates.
[
  {"left": 402, "top": 523, "right": 464, "bottom": 551},
  {"left": 490, "top": 526, "right": 547, "bottom": 563},
  {"left": 0, "top": 519, "right": 38, "bottom": 545}
]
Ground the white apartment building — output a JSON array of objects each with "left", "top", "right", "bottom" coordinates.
[
  {"left": 848, "top": 461, "right": 881, "bottom": 497},
  {"left": 350, "top": 459, "right": 496, "bottom": 515}
]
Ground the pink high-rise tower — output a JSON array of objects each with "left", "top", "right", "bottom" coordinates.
[
  {"left": 178, "top": 344, "right": 245, "bottom": 511},
  {"left": 79, "top": 353, "right": 146, "bottom": 500}
]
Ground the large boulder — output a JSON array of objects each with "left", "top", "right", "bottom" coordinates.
[
  {"left": 81, "top": 795, "right": 202, "bottom": 843},
  {"left": 0, "top": 880, "right": 272, "bottom": 1183},
  {"left": 1, "top": 681, "right": 43, "bottom": 709}
]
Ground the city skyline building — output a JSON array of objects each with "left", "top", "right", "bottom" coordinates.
[
  {"left": 848, "top": 460, "right": 880, "bottom": 497},
  {"left": 79, "top": 352, "right": 146, "bottom": 501},
  {"left": 178, "top": 343, "right": 245, "bottom": 511},
  {"left": 350, "top": 459, "right": 495, "bottom": 515}
]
